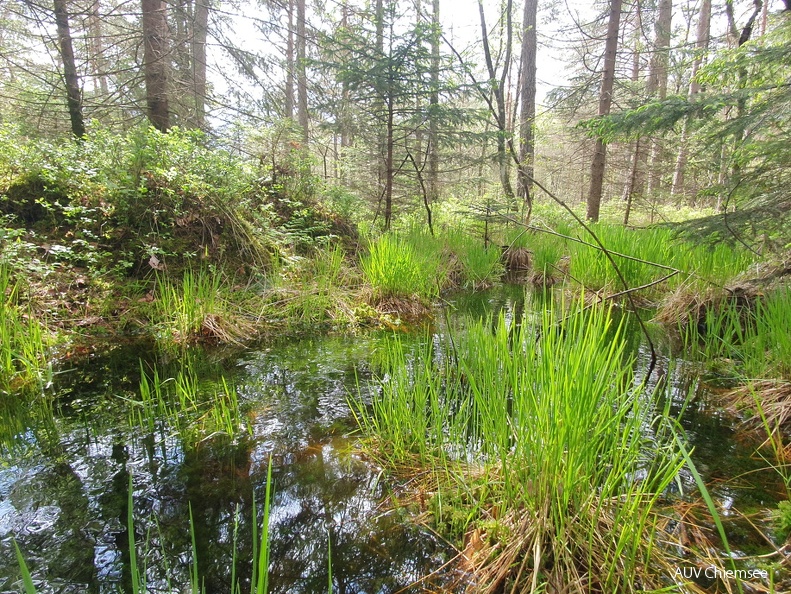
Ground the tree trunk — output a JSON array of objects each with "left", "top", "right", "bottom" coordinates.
[
  {"left": 414, "top": 0, "right": 423, "bottom": 159},
  {"left": 53, "top": 0, "right": 85, "bottom": 138},
  {"left": 339, "top": 0, "right": 350, "bottom": 148},
  {"left": 285, "top": 0, "right": 295, "bottom": 120},
  {"left": 623, "top": 136, "right": 640, "bottom": 225},
  {"left": 671, "top": 0, "right": 710, "bottom": 198},
  {"left": 722, "top": 0, "right": 762, "bottom": 203},
  {"left": 478, "top": 0, "right": 514, "bottom": 201},
  {"left": 586, "top": 0, "right": 622, "bottom": 222},
  {"left": 516, "top": 0, "right": 536, "bottom": 220},
  {"left": 87, "top": 0, "right": 108, "bottom": 95},
  {"left": 384, "top": 94, "right": 394, "bottom": 230},
  {"left": 646, "top": 0, "right": 672, "bottom": 198},
  {"left": 375, "top": 0, "right": 385, "bottom": 199},
  {"left": 192, "top": 0, "right": 209, "bottom": 128},
  {"left": 296, "top": 0, "right": 308, "bottom": 144},
  {"left": 427, "top": 0, "right": 440, "bottom": 204},
  {"left": 622, "top": 10, "right": 643, "bottom": 205},
  {"left": 142, "top": 0, "right": 170, "bottom": 132}
]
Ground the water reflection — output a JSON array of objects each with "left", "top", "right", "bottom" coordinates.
[
  {"left": 1, "top": 332, "right": 452, "bottom": 593},
  {"left": 1, "top": 284, "right": 785, "bottom": 591}
]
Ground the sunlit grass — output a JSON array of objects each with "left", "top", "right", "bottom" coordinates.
[
  {"left": 154, "top": 266, "right": 222, "bottom": 342},
  {"left": 0, "top": 263, "right": 50, "bottom": 396},
  {"left": 275, "top": 243, "right": 358, "bottom": 327},
  {"left": 361, "top": 233, "right": 445, "bottom": 300},
  {"left": 444, "top": 230, "right": 503, "bottom": 288},
  {"left": 564, "top": 223, "right": 756, "bottom": 294},
  {"left": 353, "top": 298, "right": 689, "bottom": 591},
  {"left": 687, "top": 288, "right": 791, "bottom": 381}
]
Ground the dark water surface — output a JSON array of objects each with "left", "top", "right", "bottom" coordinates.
[{"left": 0, "top": 285, "right": 784, "bottom": 592}]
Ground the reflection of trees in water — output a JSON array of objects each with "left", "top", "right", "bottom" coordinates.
[
  {"left": 265, "top": 440, "right": 449, "bottom": 594},
  {"left": 1, "top": 336, "right": 453, "bottom": 592},
  {"left": 112, "top": 435, "right": 450, "bottom": 594},
  {"left": 0, "top": 431, "right": 100, "bottom": 592}
]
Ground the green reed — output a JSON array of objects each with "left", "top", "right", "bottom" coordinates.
[
  {"left": 154, "top": 266, "right": 222, "bottom": 342},
  {"left": 354, "top": 298, "right": 687, "bottom": 591},
  {"left": 444, "top": 230, "right": 503, "bottom": 287},
  {"left": 568, "top": 224, "right": 674, "bottom": 291},
  {"left": 687, "top": 288, "right": 791, "bottom": 381},
  {"left": 564, "top": 223, "right": 756, "bottom": 294},
  {"left": 0, "top": 263, "right": 50, "bottom": 396},
  {"left": 134, "top": 358, "right": 246, "bottom": 443},
  {"left": 360, "top": 233, "right": 445, "bottom": 300},
  {"left": 280, "top": 243, "right": 356, "bottom": 327}
]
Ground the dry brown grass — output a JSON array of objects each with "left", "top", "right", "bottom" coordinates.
[
  {"left": 655, "top": 259, "right": 791, "bottom": 331},
  {"left": 724, "top": 380, "right": 791, "bottom": 434},
  {"left": 502, "top": 247, "right": 531, "bottom": 271},
  {"left": 372, "top": 295, "right": 433, "bottom": 322}
]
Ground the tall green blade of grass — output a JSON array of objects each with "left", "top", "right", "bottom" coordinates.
[
  {"left": 13, "top": 540, "right": 37, "bottom": 594},
  {"left": 231, "top": 503, "right": 240, "bottom": 594},
  {"left": 673, "top": 430, "right": 743, "bottom": 594},
  {"left": 327, "top": 529, "right": 333, "bottom": 594},
  {"left": 189, "top": 503, "right": 201, "bottom": 594},
  {"left": 253, "top": 454, "right": 273, "bottom": 594},
  {"left": 127, "top": 474, "right": 143, "bottom": 594}
]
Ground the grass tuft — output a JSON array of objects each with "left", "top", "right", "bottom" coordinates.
[
  {"left": 0, "top": 263, "right": 50, "bottom": 396},
  {"left": 353, "top": 298, "right": 693, "bottom": 591},
  {"left": 361, "top": 233, "right": 446, "bottom": 301}
]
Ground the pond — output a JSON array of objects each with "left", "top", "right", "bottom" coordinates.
[{"left": 0, "top": 284, "right": 785, "bottom": 592}]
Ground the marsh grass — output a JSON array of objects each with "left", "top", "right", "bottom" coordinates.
[
  {"left": 361, "top": 233, "right": 445, "bottom": 300},
  {"left": 353, "top": 299, "right": 692, "bottom": 591},
  {"left": 528, "top": 236, "right": 567, "bottom": 284},
  {"left": 275, "top": 244, "right": 358, "bottom": 327},
  {"left": 444, "top": 230, "right": 503, "bottom": 288},
  {"left": 688, "top": 288, "right": 791, "bottom": 430},
  {"left": 562, "top": 224, "right": 755, "bottom": 296},
  {"left": 155, "top": 266, "right": 220, "bottom": 339},
  {"left": 153, "top": 266, "right": 256, "bottom": 345},
  {"left": 686, "top": 288, "right": 791, "bottom": 379},
  {"left": 568, "top": 224, "right": 674, "bottom": 291},
  {"left": 134, "top": 358, "right": 247, "bottom": 442},
  {"left": 0, "top": 263, "right": 50, "bottom": 396}
]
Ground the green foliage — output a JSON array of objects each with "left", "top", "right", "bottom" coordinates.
[
  {"left": 13, "top": 539, "right": 37, "bottom": 594},
  {"left": 0, "top": 123, "right": 354, "bottom": 277},
  {"left": 774, "top": 500, "right": 791, "bottom": 542},
  {"left": 271, "top": 244, "right": 358, "bottom": 328},
  {"left": 153, "top": 267, "right": 222, "bottom": 343},
  {"left": 529, "top": 234, "right": 566, "bottom": 279},
  {"left": 133, "top": 358, "right": 248, "bottom": 442},
  {"left": 0, "top": 263, "right": 50, "bottom": 396},
  {"left": 361, "top": 233, "right": 445, "bottom": 300},
  {"left": 581, "top": 16, "right": 791, "bottom": 245},
  {"left": 566, "top": 223, "right": 754, "bottom": 292}
]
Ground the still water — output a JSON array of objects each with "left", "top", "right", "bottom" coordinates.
[{"left": 0, "top": 285, "right": 784, "bottom": 592}]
